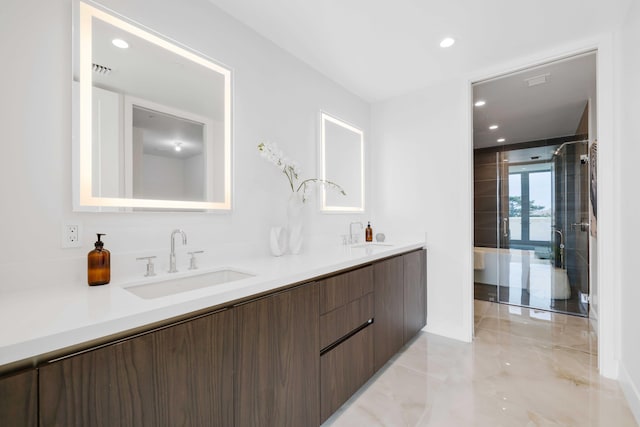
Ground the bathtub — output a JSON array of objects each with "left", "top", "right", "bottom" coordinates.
[
  {"left": 474, "top": 246, "right": 513, "bottom": 286},
  {"left": 474, "top": 246, "right": 570, "bottom": 300}
]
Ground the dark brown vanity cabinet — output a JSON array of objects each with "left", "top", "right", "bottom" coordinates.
[
  {"left": 39, "top": 309, "right": 234, "bottom": 427},
  {"left": 404, "top": 249, "right": 427, "bottom": 343},
  {"left": 374, "top": 250, "right": 428, "bottom": 371},
  {"left": 318, "top": 266, "right": 374, "bottom": 423},
  {"left": 1, "top": 249, "right": 426, "bottom": 427},
  {"left": 373, "top": 255, "right": 406, "bottom": 371},
  {"left": 234, "top": 282, "right": 320, "bottom": 427},
  {"left": 0, "top": 368, "right": 37, "bottom": 427}
]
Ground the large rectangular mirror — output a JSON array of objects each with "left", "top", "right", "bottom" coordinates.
[
  {"left": 320, "top": 112, "right": 365, "bottom": 212},
  {"left": 73, "top": 1, "right": 232, "bottom": 210}
]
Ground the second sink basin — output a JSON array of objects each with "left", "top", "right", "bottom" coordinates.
[
  {"left": 350, "top": 243, "right": 393, "bottom": 248},
  {"left": 124, "top": 269, "right": 254, "bottom": 299}
]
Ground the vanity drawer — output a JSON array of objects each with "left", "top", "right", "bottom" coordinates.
[
  {"left": 319, "top": 265, "right": 373, "bottom": 314},
  {"left": 320, "top": 292, "right": 373, "bottom": 350},
  {"left": 320, "top": 324, "right": 374, "bottom": 423}
]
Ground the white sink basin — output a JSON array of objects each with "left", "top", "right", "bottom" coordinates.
[
  {"left": 350, "top": 243, "right": 393, "bottom": 248},
  {"left": 124, "top": 269, "right": 255, "bottom": 299}
]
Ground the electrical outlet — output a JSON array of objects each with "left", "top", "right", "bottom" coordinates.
[{"left": 62, "top": 224, "right": 82, "bottom": 248}]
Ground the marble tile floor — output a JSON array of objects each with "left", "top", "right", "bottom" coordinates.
[{"left": 323, "top": 300, "right": 638, "bottom": 427}]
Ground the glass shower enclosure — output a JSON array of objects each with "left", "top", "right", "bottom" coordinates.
[{"left": 473, "top": 140, "right": 590, "bottom": 316}]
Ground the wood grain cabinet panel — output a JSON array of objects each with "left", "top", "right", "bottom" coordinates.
[
  {"left": 319, "top": 266, "right": 373, "bottom": 314},
  {"left": 320, "top": 292, "right": 373, "bottom": 350},
  {"left": 373, "top": 255, "right": 405, "bottom": 372},
  {"left": 235, "top": 282, "right": 319, "bottom": 427},
  {"left": 404, "top": 249, "right": 427, "bottom": 343},
  {"left": 39, "top": 310, "right": 234, "bottom": 427},
  {"left": 0, "top": 369, "right": 37, "bottom": 427},
  {"left": 320, "top": 326, "right": 374, "bottom": 423}
]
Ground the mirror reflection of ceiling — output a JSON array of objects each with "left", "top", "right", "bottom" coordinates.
[
  {"left": 92, "top": 18, "right": 225, "bottom": 122},
  {"left": 473, "top": 53, "right": 596, "bottom": 149},
  {"left": 132, "top": 106, "right": 204, "bottom": 159}
]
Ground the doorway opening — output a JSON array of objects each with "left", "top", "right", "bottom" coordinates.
[{"left": 472, "top": 52, "right": 596, "bottom": 317}]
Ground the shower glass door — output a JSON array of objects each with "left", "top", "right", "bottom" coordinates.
[
  {"left": 492, "top": 142, "right": 589, "bottom": 316},
  {"left": 497, "top": 150, "right": 555, "bottom": 308},
  {"left": 550, "top": 141, "right": 590, "bottom": 315}
]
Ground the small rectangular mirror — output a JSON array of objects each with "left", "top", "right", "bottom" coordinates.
[
  {"left": 74, "top": 1, "right": 232, "bottom": 211},
  {"left": 320, "top": 112, "right": 365, "bottom": 212}
]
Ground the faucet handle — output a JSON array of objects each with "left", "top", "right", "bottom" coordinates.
[
  {"left": 136, "top": 256, "right": 157, "bottom": 277},
  {"left": 188, "top": 251, "right": 204, "bottom": 270}
]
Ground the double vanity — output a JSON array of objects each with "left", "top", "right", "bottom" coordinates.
[
  {"left": 0, "top": 3, "right": 426, "bottom": 425},
  {"left": 0, "top": 242, "right": 426, "bottom": 427}
]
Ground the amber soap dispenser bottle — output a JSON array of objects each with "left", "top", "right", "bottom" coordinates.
[
  {"left": 365, "top": 221, "right": 373, "bottom": 242},
  {"left": 88, "top": 233, "right": 110, "bottom": 286}
]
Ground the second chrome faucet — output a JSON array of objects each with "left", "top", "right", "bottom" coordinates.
[{"left": 169, "top": 229, "right": 187, "bottom": 273}]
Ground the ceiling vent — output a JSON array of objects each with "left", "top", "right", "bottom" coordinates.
[
  {"left": 92, "top": 63, "right": 112, "bottom": 75},
  {"left": 524, "top": 73, "right": 550, "bottom": 87}
]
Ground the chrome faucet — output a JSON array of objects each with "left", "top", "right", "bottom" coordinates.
[
  {"left": 349, "top": 221, "right": 363, "bottom": 244},
  {"left": 169, "top": 229, "right": 187, "bottom": 273}
]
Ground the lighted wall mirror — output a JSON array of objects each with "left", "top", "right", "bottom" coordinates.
[
  {"left": 73, "top": 1, "right": 232, "bottom": 211},
  {"left": 320, "top": 112, "right": 365, "bottom": 212}
]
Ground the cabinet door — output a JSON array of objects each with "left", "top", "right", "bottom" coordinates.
[
  {"left": 404, "top": 249, "right": 427, "bottom": 343},
  {"left": 39, "top": 310, "right": 234, "bottom": 427},
  {"left": 235, "top": 282, "right": 319, "bottom": 427},
  {"left": 373, "top": 256, "right": 405, "bottom": 371},
  {"left": 0, "top": 369, "right": 37, "bottom": 427}
]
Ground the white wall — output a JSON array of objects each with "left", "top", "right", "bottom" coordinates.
[
  {"left": 0, "top": 0, "right": 370, "bottom": 291},
  {"left": 617, "top": 0, "right": 640, "bottom": 421},
  {"left": 371, "top": 80, "right": 473, "bottom": 341},
  {"left": 140, "top": 154, "right": 187, "bottom": 200}
]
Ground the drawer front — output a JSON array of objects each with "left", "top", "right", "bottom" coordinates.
[
  {"left": 320, "top": 325, "right": 374, "bottom": 423},
  {"left": 319, "top": 265, "right": 373, "bottom": 314},
  {"left": 320, "top": 292, "right": 373, "bottom": 350}
]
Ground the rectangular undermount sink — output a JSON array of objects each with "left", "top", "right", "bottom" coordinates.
[
  {"left": 350, "top": 243, "right": 393, "bottom": 248},
  {"left": 124, "top": 269, "right": 254, "bottom": 300}
]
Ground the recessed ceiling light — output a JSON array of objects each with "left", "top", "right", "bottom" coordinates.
[
  {"left": 112, "top": 38, "right": 129, "bottom": 49},
  {"left": 174, "top": 142, "right": 182, "bottom": 152},
  {"left": 497, "top": 138, "right": 506, "bottom": 143},
  {"left": 439, "top": 37, "right": 455, "bottom": 48},
  {"left": 474, "top": 100, "right": 486, "bottom": 107},
  {"left": 489, "top": 125, "right": 499, "bottom": 130}
]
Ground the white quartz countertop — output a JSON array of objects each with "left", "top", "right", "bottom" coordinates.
[{"left": 0, "top": 240, "right": 424, "bottom": 369}]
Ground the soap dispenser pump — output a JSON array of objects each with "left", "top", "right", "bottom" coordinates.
[{"left": 88, "top": 233, "right": 110, "bottom": 286}]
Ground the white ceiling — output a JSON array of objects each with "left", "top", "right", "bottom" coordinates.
[
  {"left": 473, "top": 52, "right": 596, "bottom": 149},
  {"left": 207, "top": 0, "right": 630, "bottom": 102}
]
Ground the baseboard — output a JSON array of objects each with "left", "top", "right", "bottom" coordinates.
[
  {"left": 424, "top": 322, "right": 472, "bottom": 343},
  {"left": 619, "top": 363, "right": 640, "bottom": 426}
]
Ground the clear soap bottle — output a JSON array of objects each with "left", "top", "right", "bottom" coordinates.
[{"left": 88, "top": 233, "right": 110, "bottom": 286}]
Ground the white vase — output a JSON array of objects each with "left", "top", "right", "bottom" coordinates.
[
  {"left": 269, "top": 226, "right": 288, "bottom": 256},
  {"left": 287, "top": 192, "right": 305, "bottom": 254}
]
